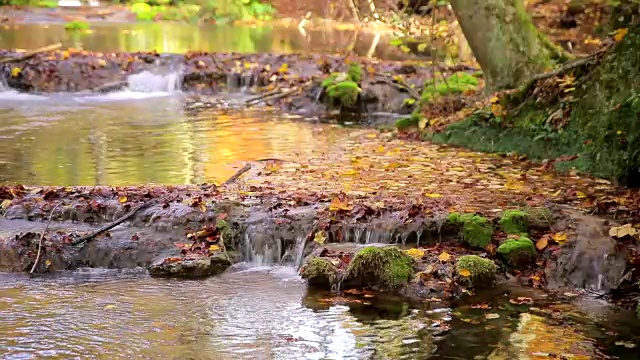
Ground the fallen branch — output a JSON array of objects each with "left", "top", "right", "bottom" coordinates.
[
  {"left": 30, "top": 203, "right": 60, "bottom": 274},
  {"left": 71, "top": 199, "right": 158, "bottom": 247},
  {"left": 0, "top": 43, "right": 63, "bottom": 65},
  {"left": 519, "top": 54, "right": 598, "bottom": 96},
  {"left": 245, "top": 87, "right": 283, "bottom": 105},
  {"left": 223, "top": 163, "right": 252, "bottom": 185},
  {"left": 247, "top": 87, "right": 300, "bottom": 106}
]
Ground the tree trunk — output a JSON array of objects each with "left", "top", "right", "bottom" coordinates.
[{"left": 449, "top": 0, "right": 557, "bottom": 91}]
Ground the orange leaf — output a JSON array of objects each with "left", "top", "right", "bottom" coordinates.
[{"left": 536, "top": 236, "right": 549, "bottom": 250}]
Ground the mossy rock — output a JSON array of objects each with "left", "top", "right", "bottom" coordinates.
[
  {"left": 448, "top": 212, "right": 493, "bottom": 249},
  {"left": 346, "top": 246, "right": 414, "bottom": 291},
  {"left": 300, "top": 257, "right": 340, "bottom": 290},
  {"left": 456, "top": 255, "right": 498, "bottom": 288},
  {"left": 497, "top": 236, "right": 537, "bottom": 268},
  {"left": 148, "top": 254, "right": 231, "bottom": 278},
  {"left": 499, "top": 209, "right": 528, "bottom": 235}
]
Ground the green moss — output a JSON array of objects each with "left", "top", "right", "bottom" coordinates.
[
  {"left": 300, "top": 258, "right": 339, "bottom": 289},
  {"left": 497, "top": 236, "right": 536, "bottom": 267},
  {"left": 347, "top": 63, "right": 362, "bottom": 83},
  {"left": 456, "top": 255, "right": 498, "bottom": 288},
  {"left": 64, "top": 20, "right": 90, "bottom": 31},
  {"left": 448, "top": 212, "right": 493, "bottom": 249},
  {"left": 395, "top": 113, "right": 421, "bottom": 131},
  {"left": 432, "top": 27, "right": 640, "bottom": 185},
  {"left": 421, "top": 72, "right": 479, "bottom": 102},
  {"left": 347, "top": 246, "right": 414, "bottom": 290},
  {"left": 326, "top": 81, "right": 361, "bottom": 107},
  {"left": 500, "top": 209, "right": 528, "bottom": 234}
]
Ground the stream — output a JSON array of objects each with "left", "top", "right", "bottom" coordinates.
[{"left": 1, "top": 21, "right": 640, "bottom": 360}]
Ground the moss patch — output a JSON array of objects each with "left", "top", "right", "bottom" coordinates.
[
  {"left": 448, "top": 212, "right": 493, "bottom": 249},
  {"left": 456, "top": 255, "right": 498, "bottom": 288},
  {"left": 347, "top": 246, "right": 414, "bottom": 291},
  {"left": 431, "top": 26, "right": 640, "bottom": 185},
  {"left": 497, "top": 236, "right": 537, "bottom": 268},
  {"left": 500, "top": 210, "right": 528, "bottom": 234},
  {"left": 300, "top": 258, "right": 339, "bottom": 289}
]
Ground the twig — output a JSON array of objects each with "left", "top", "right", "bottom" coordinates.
[
  {"left": 0, "top": 43, "right": 62, "bottom": 65},
  {"left": 520, "top": 54, "right": 597, "bottom": 95},
  {"left": 223, "top": 163, "right": 252, "bottom": 185},
  {"left": 30, "top": 203, "right": 60, "bottom": 274},
  {"left": 71, "top": 199, "right": 158, "bottom": 247},
  {"left": 245, "top": 87, "right": 283, "bottom": 105}
]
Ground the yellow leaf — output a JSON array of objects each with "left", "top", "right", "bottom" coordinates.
[
  {"left": 329, "top": 197, "right": 352, "bottom": 212},
  {"left": 576, "top": 191, "right": 586, "bottom": 198},
  {"left": 418, "top": 118, "right": 428, "bottom": 130},
  {"left": 438, "top": 252, "right": 452, "bottom": 262},
  {"left": 490, "top": 96, "right": 499, "bottom": 103},
  {"left": 613, "top": 27, "right": 629, "bottom": 42},
  {"left": 208, "top": 244, "right": 221, "bottom": 252},
  {"left": 458, "top": 268, "right": 472, "bottom": 277},
  {"left": 405, "top": 248, "right": 425, "bottom": 259},
  {"left": 118, "top": 196, "right": 128, "bottom": 203},
  {"left": 0, "top": 199, "right": 11, "bottom": 210},
  {"left": 536, "top": 236, "right": 549, "bottom": 250},
  {"left": 104, "top": 304, "right": 116, "bottom": 310},
  {"left": 342, "top": 169, "right": 358, "bottom": 176},
  {"left": 62, "top": 50, "right": 70, "bottom": 60},
  {"left": 278, "top": 63, "right": 289, "bottom": 73},
  {"left": 314, "top": 230, "right": 327, "bottom": 245},
  {"left": 45, "top": 259, "right": 52, "bottom": 267},
  {"left": 199, "top": 203, "right": 207, "bottom": 213},
  {"left": 425, "top": 193, "right": 442, "bottom": 198},
  {"left": 551, "top": 232, "right": 568, "bottom": 244},
  {"left": 11, "top": 67, "right": 21, "bottom": 77},
  {"left": 96, "top": 59, "right": 107, "bottom": 67},
  {"left": 609, "top": 224, "right": 638, "bottom": 238}
]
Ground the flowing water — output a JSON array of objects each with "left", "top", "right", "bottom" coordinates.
[{"left": 1, "top": 22, "right": 640, "bottom": 360}]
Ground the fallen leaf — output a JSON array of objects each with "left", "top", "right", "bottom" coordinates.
[
  {"left": 438, "top": 251, "right": 452, "bottom": 262},
  {"left": 613, "top": 27, "right": 629, "bottom": 42},
  {"left": 425, "top": 193, "right": 442, "bottom": 198},
  {"left": 609, "top": 224, "right": 637, "bottom": 238},
  {"left": 11, "top": 67, "right": 21, "bottom": 77},
  {"left": 551, "top": 232, "right": 568, "bottom": 244},
  {"left": 405, "top": 248, "right": 425, "bottom": 259},
  {"left": 484, "top": 313, "right": 500, "bottom": 319},
  {"left": 45, "top": 259, "right": 52, "bottom": 267},
  {"left": 458, "top": 268, "right": 472, "bottom": 277},
  {"left": 314, "top": 231, "right": 327, "bottom": 245},
  {"left": 208, "top": 244, "right": 221, "bottom": 252},
  {"left": 104, "top": 304, "right": 116, "bottom": 310},
  {"left": 536, "top": 235, "right": 549, "bottom": 250},
  {"left": 0, "top": 199, "right": 11, "bottom": 210},
  {"left": 118, "top": 196, "right": 128, "bottom": 203}
]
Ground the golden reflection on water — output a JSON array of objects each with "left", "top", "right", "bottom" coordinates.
[{"left": 0, "top": 94, "right": 344, "bottom": 186}]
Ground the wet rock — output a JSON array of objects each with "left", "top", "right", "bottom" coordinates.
[
  {"left": 448, "top": 213, "right": 493, "bottom": 249},
  {"left": 148, "top": 253, "right": 231, "bottom": 278},
  {"left": 547, "top": 214, "right": 629, "bottom": 292},
  {"left": 456, "top": 255, "right": 498, "bottom": 289},
  {"left": 346, "top": 246, "right": 415, "bottom": 291},
  {"left": 299, "top": 257, "right": 341, "bottom": 289},
  {"left": 499, "top": 209, "right": 528, "bottom": 235},
  {"left": 497, "top": 236, "right": 536, "bottom": 268}
]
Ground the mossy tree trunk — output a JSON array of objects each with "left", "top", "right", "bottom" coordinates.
[{"left": 449, "top": 0, "right": 560, "bottom": 91}]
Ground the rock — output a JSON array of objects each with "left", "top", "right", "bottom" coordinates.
[
  {"left": 566, "top": 0, "right": 587, "bottom": 15},
  {"left": 299, "top": 257, "right": 341, "bottom": 289},
  {"left": 346, "top": 246, "right": 415, "bottom": 291},
  {"left": 148, "top": 254, "right": 231, "bottom": 278},
  {"left": 448, "top": 212, "right": 493, "bottom": 249},
  {"left": 499, "top": 209, "right": 528, "bottom": 235},
  {"left": 497, "top": 236, "right": 536, "bottom": 268},
  {"left": 547, "top": 214, "right": 628, "bottom": 292},
  {"left": 456, "top": 255, "right": 498, "bottom": 289}
]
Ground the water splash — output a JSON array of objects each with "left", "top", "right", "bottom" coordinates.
[{"left": 126, "top": 71, "right": 181, "bottom": 93}]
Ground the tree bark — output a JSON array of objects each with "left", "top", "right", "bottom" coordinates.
[{"left": 449, "top": 0, "right": 558, "bottom": 91}]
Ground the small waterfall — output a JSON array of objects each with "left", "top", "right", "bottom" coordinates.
[{"left": 126, "top": 70, "right": 181, "bottom": 93}]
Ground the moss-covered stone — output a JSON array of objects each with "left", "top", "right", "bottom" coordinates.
[
  {"left": 497, "top": 236, "right": 537, "bottom": 267},
  {"left": 346, "top": 246, "right": 414, "bottom": 291},
  {"left": 448, "top": 212, "right": 493, "bottom": 249},
  {"left": 500, "top": 209, "right": 528, "bottom": 234},
  {"left": 300, "top": 257, "right": 340, "bottom": 289},
  {"left": 456, "top": 255, "right": 498, "bottom": 288}
]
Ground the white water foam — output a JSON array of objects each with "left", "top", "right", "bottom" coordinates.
[{"left": 126, "top": 70, "right": 181, "bottom": 94}]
